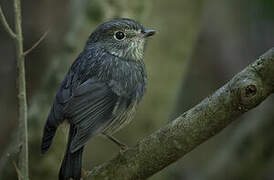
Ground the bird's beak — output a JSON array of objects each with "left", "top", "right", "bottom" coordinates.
[{"left": 143, "top": 30, "right": 156, "bottom": 38}]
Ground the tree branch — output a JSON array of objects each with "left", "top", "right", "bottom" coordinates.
[
  {"left": 13, "top": 0, "right": 29, "bottom": 179},
  {"left": 0, "top": 5, "right": 16, "bottom": 39},
  {"left": 13, "top": 161, "right": 22, "bottom": 180},
  {"left": 23, "top": 30, "right": 49, "bottom": 56},
  {"left": 87, "top": 48, "right": 274, "bottom": 179}
]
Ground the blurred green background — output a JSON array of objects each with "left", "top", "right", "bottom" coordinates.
[{"left": 1, "top": 0, "right": 274, "bottom": 179}]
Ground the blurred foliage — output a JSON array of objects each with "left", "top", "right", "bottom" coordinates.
[
  {"left": 253, "top": 0, "right": 274, "bottom": 18},
  {"left": 0, "top": 0, "right": 274, "bottom": 179}
]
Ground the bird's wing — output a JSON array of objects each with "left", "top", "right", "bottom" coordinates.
[{"left": 63, "top": 78, "right": 128, "bottom": 153}]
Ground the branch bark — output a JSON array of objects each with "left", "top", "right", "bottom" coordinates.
[
  {"left": 23, "top": 30, "right": 49, "bottom": 56},
  {"left": 0, "top": 0, "right": 29, "bottom": 179},
  {"left": 87, "top": 48, "right": 274, "bottom": 179},
  {"left": 13, "top": 0, "right": 29, "bottom": 179},
  {"left": 0, "top": 5, "right": 16, "bottom": 39}
]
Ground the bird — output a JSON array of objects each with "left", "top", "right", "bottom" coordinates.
[{"left": 41, "top": 18, "right": 155, "bottom": 180}]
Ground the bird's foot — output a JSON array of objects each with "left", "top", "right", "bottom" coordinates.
[
  {"left": 104, "top": 133, "right": 129, "bottom": 154},
  {"left": 81, "top": 168, "right": 87, "bottom": 180},
  {"left": 119, "top": 144, "right": 129, "bottom": 155}
]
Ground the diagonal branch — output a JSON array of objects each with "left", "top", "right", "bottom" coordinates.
[
  {"left": 87, "top": 48, "right": 274, "bottom": 179},
  {"left": 12, "top": 161, "right": 22, "bottom": 180},
  {"left": 23, "top": 30, "right": 49, "bottom": 56},
  {"left": 0, "top": 5, "right": 16, "bottom": 39}
]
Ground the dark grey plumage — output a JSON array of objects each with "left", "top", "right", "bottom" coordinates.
[{"left": 41, "top": 18, "right": 155, "bottom": 180}]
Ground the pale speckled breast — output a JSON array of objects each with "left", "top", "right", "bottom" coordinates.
[{"left": 102, "top": 101, "right": 138, "bottom": 135}]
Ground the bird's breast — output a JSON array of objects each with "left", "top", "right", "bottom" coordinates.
[{"left": 98, "top": 56, "right": 147, "bottom": 101}]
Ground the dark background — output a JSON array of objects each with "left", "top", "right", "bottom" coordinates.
[{"left": 0, "top": 0, "right": 274, "bottom": 179}]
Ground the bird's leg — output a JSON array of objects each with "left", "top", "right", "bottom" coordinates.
[
  {"left": 103, "top": 133, "right": 128, "bottom": 152},
  {"left": 81, "top": 168, "right": 86, "bottom": 180}
]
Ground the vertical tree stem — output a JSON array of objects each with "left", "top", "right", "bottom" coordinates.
[{"left": 14, "top": 0, "right": 29, "bottom": 179}]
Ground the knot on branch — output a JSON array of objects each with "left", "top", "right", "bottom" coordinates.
[
  {"left": 231, "top": 71, "right": 264, "bottom": 112},
  {"left": 242, "top": 84, "right": 257, "bottom": 98}
]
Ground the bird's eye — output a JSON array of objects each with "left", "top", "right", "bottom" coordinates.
[{"left": 114, "top": 31, "right": 125, "bottom": 40}]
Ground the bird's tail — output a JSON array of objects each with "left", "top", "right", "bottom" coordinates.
[
  {"left": 41, "top": 100, "right": 63, "bottom": 153},
  {"left": 59, "top": 125, "right": 84, "bottom": 180},
  {"left": 41, "top": 123, "right": 57, "bottom": 154}
]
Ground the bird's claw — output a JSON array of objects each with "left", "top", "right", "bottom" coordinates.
[{"left": 119, "top": 144, "right": 129, "bottom": 155}]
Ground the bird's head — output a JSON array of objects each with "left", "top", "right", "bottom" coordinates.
[{"left": 88, "top": 18, "right": 155, "bottom": 61}]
